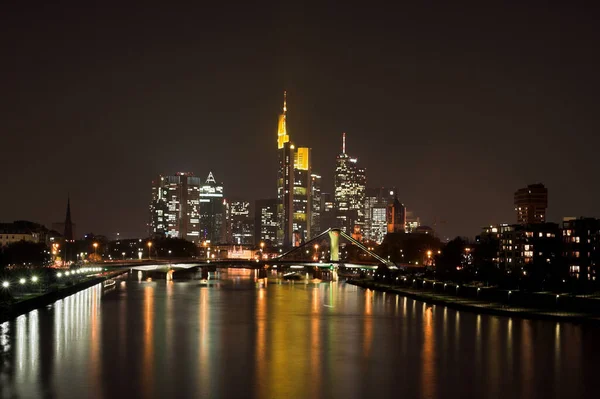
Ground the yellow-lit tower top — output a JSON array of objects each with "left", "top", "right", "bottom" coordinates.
[{"left": 277, "top": 91, "right": 290, "bottom": 149}]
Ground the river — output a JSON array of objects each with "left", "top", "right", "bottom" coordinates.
[{"left": 1, "top": 270, "right": 599, "bottom": 398}]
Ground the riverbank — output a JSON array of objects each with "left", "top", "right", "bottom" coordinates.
[
  {"left": 0, "top": 270, "right": 127, "bottom": 322},
  {"left": 348, "top": 279, "right": 600, "bottom": 325}
]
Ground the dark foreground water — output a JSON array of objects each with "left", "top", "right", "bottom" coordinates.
[{"left": 1, "top": 270, "right": 600, "bottom": 399}]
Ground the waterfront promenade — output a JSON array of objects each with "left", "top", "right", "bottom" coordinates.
[{"left": 349, "top": 279, "right": 600, "bottom": 325}]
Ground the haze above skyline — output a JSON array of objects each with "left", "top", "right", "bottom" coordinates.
[{"left": 1, "top": 1, "right": 598, "bottom": 239}]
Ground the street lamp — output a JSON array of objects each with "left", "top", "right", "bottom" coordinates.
[
  {"left": 122, "top": 252, "right": 126, "bottom": 260},
  {"left": 93, "top": 243, "right": 98, "bottom": 259},
  {"left": 147, "top": 242, "right": 152, "bottom": 260},
  {"left": 2, "top": 281, "right": 9, "bottom": 288}
]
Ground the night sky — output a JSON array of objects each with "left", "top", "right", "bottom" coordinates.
[{"left": 1, "top": 1, "right": 598, "bottom": 240}]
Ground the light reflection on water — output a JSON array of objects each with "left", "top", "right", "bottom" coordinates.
[{"left": 0, "top": 272, "right": 599, "bottom": 398}]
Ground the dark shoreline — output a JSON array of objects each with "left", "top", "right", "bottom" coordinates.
[
  {"left": 0, "top": 270, "right": 127, "bottom": 323},
  {"left": 348, "top": 279, "right": 600, "bottom": 326}
]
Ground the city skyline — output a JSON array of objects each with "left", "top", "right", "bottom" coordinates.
[{"left": 1, "top": 2, "right": 599, "bottom": 239}]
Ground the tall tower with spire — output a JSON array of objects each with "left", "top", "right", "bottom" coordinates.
[
  {"left": 276, "top": 91, "right": 294, "bottom": 246},
  {"left": 63, "top": 195, "right": 74, "bottom": 241},
  {"left": 275, "top": 91, "right": 313, "bottom": 247}
]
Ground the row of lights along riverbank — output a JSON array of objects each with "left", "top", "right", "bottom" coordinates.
[{"left": 1, "top": 268, "right": 103, "bottom": 289}]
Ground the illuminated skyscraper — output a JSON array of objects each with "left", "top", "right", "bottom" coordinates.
[
  {"left": 310, "top": 174, "right": 322, "bottom": 237},
  {"left": 275, "top": 92, "right": 312, "bottom": 247},
  {"left": 364, "top": 187, "right": 396, "bottom": 243},
  {"left": 199, "top": 172, "right": 226, "bottom": 244},
  {"left": 276, "top": 92, "right": 293, "bottom": 246},
  {"left": 227, "top": 200, "right": 254, "bottom": 245},
  {"left": 255, "top": 198, "right": 278, "bottom": 245},
  {"left": 334, "top": 133, "right": 366, "bottom": 234},
  {"left": 149, "top": 172, "right": 201, "bottom": 242},
  {"left": 293, "top": 147, "right": 311, "bottom": 244}
]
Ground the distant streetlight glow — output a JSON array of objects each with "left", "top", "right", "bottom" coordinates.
[{"left": 2, "top": 281, "right": 9, "bottom": 288}]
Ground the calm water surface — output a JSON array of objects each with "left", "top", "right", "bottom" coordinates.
[{"left": 1, "top": 270, "right": 599, "bottom": 399}]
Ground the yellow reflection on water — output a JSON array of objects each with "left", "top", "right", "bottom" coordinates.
[
  {"left": 142, "top": 285, "right": 154, "bottom": 398},
  {"left": 199, "top": 287, "right": 210, "bottom": 397},
  {"left": 310, "top": 287, "right": 321, "bottom": 398},
  {"left": 255, "top": 287, "right": 267, "bottom": 398},
  {"left": 421, "top": 307, "right": 436, "bottom": 399},
  {"left": 364, "top": 289, "right": 373, "bottom": 358}
]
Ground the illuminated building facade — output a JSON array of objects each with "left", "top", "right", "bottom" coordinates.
[
  {"left": 364, "top": 187, "right": 397, "bottom": 243},
  {"left": 275, "top": 92, "right": 312, "bottom": 247},
  {"left": 562, "top": 217, "right": 600, "bottom": 283},
  {"left": 199, "top": 172, "right": 225, "bottom": 244},
  {"left": 386, "top": 193, "right": 406, "bottom": 234},
  {"left": 255, "top": 198, "right": 278, "bottom": 245},
  {"left": 293, "top": 147, "right": 311, "bottom": 245},
  {"left": 514, "top": 183, "right": 548, "bottom": 224},
  {"left": 405, "top": 211, "right": 420, "bottom": 233},
  {"left": 334, "top": 133, "right": 366, "bottom": 234},
  {"left": 310, "top": 174, "right": 322, "bottom": 238},
  {"left": 481, "top": 222, "right": 561, "bottom": 275},
  {"left": 227, "top": 200, "right": 254, "bottom": 245},
  {"left": 149, "top": 172, "right": 201, "bottom": 242}
]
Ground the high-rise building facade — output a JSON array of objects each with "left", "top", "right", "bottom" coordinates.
[
  {"left": 514, "top": 183, "right": 548, "bottom": 224},
  {"left": 255, "top": 198, "right": 278, "bottom": 245},
  {"left": 293, "top": 147, "right": 311, "bottom": 245},
  {"left": 334, "top": 133, "right": 366, "bottom": 234},
  {"left": 199, "top": 172, "right": 225, "bottom": 244},
  {"left": 275, "top": 92, "right": 312, "bottom": 247},
  {"left": 365, "top": 187, "right": 396, "bottom": 243},
  {"left": 149, "top": 172, "right": 202, "bottom": 242},
  {"left": 320, "top": 192, "right": 336, "bottom": 232},
  {"left": 310, "top": 174, "right": 322, "bottom": 238},
  {"left": 227, "top": 200, "right": 254, "bottom": 245}
]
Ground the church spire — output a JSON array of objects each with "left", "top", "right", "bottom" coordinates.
[
  {"left": 283, "top": 90, "right": 287, "bottom": 114},
  {"left": 64, "top": 195, "right": 73, "bottom": 241}
]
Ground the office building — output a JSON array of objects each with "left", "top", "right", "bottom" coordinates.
[
  {"left": 293, "top": 147, "right": 311, "bottom": 244},
  {"left": 255, "top": 198, "right": 278, "bottom": 245},
  {"left": 149, "top": 172, "right": 202, "bottom": 242},
  {"left": 199, "top": 172, "right": 226, "bottom": 244},
  {"left": 514, "top": 183, "right": 548, "bottom": 224},
  {"left": 334, "top": 133, "right": 366, "bottom": 234},
  {"left": 227, "top": 200, "right": 254, "bottom": 245},
  {"left": 310, "top": 174, "right": 322, "bottom": 238},
  {"left": 365, "top": 187, "right": 397, "bottom": 243}
]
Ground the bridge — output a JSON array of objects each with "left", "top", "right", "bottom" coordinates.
[{"left": 111, "top": 228, "right": 395, "bottom": 280}]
